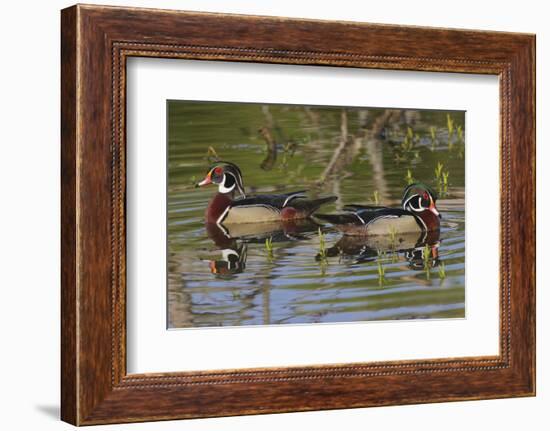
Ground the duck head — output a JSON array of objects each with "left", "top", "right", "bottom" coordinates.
[
  {"left": 401, "top": 183, "right": 440, "bottom": 219},
  {"left": 208, "top": 244, "right": 248, "bottom": 278},
  {"left": 196, "top": 161, "right": 246, "bottom": 197}
]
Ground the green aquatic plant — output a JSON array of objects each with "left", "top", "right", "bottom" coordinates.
[
  {"left": 457, "top": 144, "right": 465, "bottom": 160},
  {"left": 438, "top": 261, "right": 447, "bottom": 279},
  {"left": 446, "top": 114, "right": 455, "bottom": 149},
  {"left": 376, "top": 250, "right": 388, "bottom": 286},
  {"left": 394, "top": 127, "right": 422, "bottom": 162},
  {"left": 394, "top": 152, "right": 407, "bottom": 163},
  {"left": 434, "top": 162, "right": 450, "bottom": 195},
  {"left": 442, "top": 171, "right": 450, "bottom": 192},
  {"left": 407, "top": 127, "right": 415, "bottom": 145},
  {"left": 401, "top": 136, "right": 413, "bottom": 152},
  {"left": 372, "top": 190, "right": 380, "bottom": 205},
  {"left": 430, "top": 126, "right": 437, "bottom": 142},
  {"left": 279, "top": 141, "right": 297, "bottom": 171},
  {"left": 446, "top": 114, "right": 454, "bottom": 137},
  {"left": 398, "top": 127, "right": 415, "bottom": 153},
  {"left": 405, "top": 169, "right": 414, "bottom": 185},
  {"left": 423, "top": 244, "right": 431, "bottom": 280},
  {"left": 435, "top": 162, "right": 444, "bottom": 181},
  {"left": 377, "top": 261, "right": 386, "bottom": 286},
  {"left": 318, "top": 228, "right": 328, "bottom": 262},
  {"left": 265, "top": 237, "right": 274, "bottom": 261},
  {"left": 377, "top": 249, "right": 388, "bottom": 260},
  {"left": 317, "top": 228, "right": 329, "bottom": 275},
  {"left": 457, "top": 125, "right": 464, "bottom": 143}
]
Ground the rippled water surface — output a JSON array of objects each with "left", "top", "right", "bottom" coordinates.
[{"left": 167, "top": 101, "right": 465, "bottom": 328}]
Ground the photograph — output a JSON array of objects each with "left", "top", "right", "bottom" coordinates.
[
  {"left": 167, "top": 100, "right": 466, "bottom": 328},
  {"left": 50, "top": 2, "right": 536, "bottom": 426}
]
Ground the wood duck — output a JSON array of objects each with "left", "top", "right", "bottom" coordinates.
[
  {"left": 316, "top": 183, "right": 440, "bottom": 236},
  {"left": 196, "top": 161, "right": 337, "bottom": 227}
]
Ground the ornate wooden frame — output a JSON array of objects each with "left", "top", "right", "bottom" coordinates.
[{"left": 61, "top": 4, "right": 535, "bottom": 425}]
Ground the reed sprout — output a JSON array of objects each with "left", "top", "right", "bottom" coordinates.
[
  {"left": 317, "top": 228, "right": 328, "bottom": 262},
  {"left": 372, "top": 190, "right": 380, "bottom": 205},
  {"left": 435, "top": 162, "right": 450, "bottom": 195},
  {"left": 405, "top": 169, "right": 414, "bottom": 185},
  {"left": 401, "top": 135, "right": 414, "bottom": 152},
  {"left": 265, "top": 237, "right": 274, "bottom": 261},
  {"left": 377, "top": 261, "right": 386, "bottom": 286},
  {"left": 317, "top": 228, "right": 329, "bottom": 275},
  {"left": 446, "top": 114, "right": 454, "bottom": 138},
  {"left": 438, "top": 261, "right": 447, "bottom": 279},
  {"left": 376, "top": 250, "right": 388, "bottom": 285},
  {"left": 442, "top": 171, "right": 449, "bottom": 191},
  {"left": 446, "top": 114, "right": 456, "bottom": 149},
  {"left": 457, "top": 125, "right": 464, "bottom": 143},
  {"left": 423, "top": 244, "right": 431, "bottom": 280},
  {"left": 435, "top": 162, "right": 444, "bottom": 180}
]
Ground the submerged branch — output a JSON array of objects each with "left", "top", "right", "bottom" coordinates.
[
  {"left": 259, "top": 126, "right": 277, "bottom": 170},
  {"left": 319, "top": 109, "right": 361, "bottom": 183}
]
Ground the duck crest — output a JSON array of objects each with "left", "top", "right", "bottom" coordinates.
[{"left": 206, "top": 193, "right": 233, "bottom": 224}]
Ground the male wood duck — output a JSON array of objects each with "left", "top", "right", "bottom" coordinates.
[
  {"left": 316, "top": 183, "right": 440, "bottom": 236},
  {"left": 196, "top": 161, "right": 337, "bottom": 226}
]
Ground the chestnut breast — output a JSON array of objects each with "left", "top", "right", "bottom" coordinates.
[
  {"left": 417, "top": 210, "right": 440, "bottom": 231},
  {"left": 206, "top": 193, "right": 233, "bottom": 224}
]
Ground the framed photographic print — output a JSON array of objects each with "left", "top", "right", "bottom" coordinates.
[{"left": 61, "top": 4, "right": 535, "bottom": 425}]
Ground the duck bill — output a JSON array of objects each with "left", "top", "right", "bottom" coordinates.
[
  {"left": 196, "top": 173, "right": 212, "bottom": 187},
  {"left": 209, "top": 260, "right": 217, "bottom": 274}
]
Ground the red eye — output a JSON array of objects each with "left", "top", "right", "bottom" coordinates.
[
  {"left": 423, "top": 192, "right": 429, "bottom": 200},
  {"left": 213, "top": 167, "right": 223, "bottom": 175}
]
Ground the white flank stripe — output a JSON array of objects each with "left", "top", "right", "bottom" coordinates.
[
  {"left": 216, "top": 206, "right": 231, "bottom": 226},
  {"left": 282, "top": 193, "right": 305, "bottom": 207},
  {"left": 354, "top": 213, "right": 366, "bottom": 224}
]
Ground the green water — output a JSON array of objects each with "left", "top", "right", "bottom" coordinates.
[{"left": 167, "top": 100, "right": 465, "bottom": 328}]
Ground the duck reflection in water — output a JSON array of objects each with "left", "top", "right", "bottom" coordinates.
[
  {"left": 197, "top": 223, "right": 247, "bottom": 278},
  {"left": 202, "top": 218, "right": 321, "bottom": 278},
  {"left": 319, "top": 229, "right": 441, "bottom": 270}
]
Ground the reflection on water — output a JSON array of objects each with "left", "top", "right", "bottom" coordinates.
[{"left": 167, "top": 101, "right": 466, "bottom": 328}]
